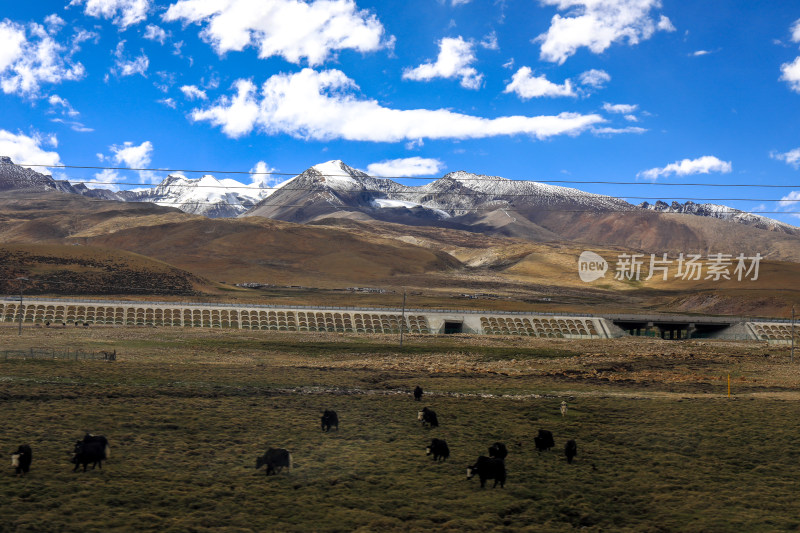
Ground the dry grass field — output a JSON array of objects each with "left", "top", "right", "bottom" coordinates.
[{"left": 2, "top": 325, "right": 800, "bottom": 532}]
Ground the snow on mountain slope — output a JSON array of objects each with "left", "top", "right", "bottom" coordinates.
[
  {"left": 0, "top": 156, "right": 59, "bottom": 191},
  {"left": 639, "top": 200, "right": 798, "bottom": 235},
  {"left": 439, "top": 170, "right": 630, "bottom": 210},
  {"left": 121, "top": 174, "right": 272, "bottom": 218},
  {"left": 371, "top": 198, "right": 451, "bottom": 218}
]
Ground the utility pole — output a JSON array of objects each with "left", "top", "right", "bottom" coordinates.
[
  {"left": 792, "top": 305, "right": 795, "bottom": 364},
  {"left": 400, "top": 289, "right": 406, "bottom": 348},
  {"left": 16, "top": 277, "right": 28, "bottom": 336}
]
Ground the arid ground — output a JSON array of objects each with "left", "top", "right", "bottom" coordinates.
[{"left": 2, "top": 324, "right": 800, "bottom": 532}]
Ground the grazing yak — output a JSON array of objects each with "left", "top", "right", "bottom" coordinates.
[
  {"left": 418, "top": 407, "right": 439, "bottom": 428},
  {"left": 565, "top": 439, "right": 577, "bottom": 464},
  {"left": 413, "top": 386, "right": 423, "bottom": 401},
  {"left": 467, "top": 456, "right": 506, "bottom": 488},
  {"left": 534, "top": 429, "right": 555, "bottom": 452},
  {"left": 321, "top": 410, "right": 339, "bottom": 432},
  {"left": 72, "top": 441, "right": 106, "bottom": 472},
  {"left": 255, "top": 448, "right": 292, "bottom": 476},
  {"left": 83, "top": 434, "right": 111, "bottom": 459},
  {"left": 426, "top": 439, "right": 450, "bottom": 461},
  {"left": 560, "top": 401, "right": 568, "bottom": 417},
  {"left": 488, "top": 442, "right": 507, "bottom": 461},
  {"left": 11, "top": 445, "right": 32, "bottom": 475}
]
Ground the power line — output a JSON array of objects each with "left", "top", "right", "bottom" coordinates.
[
  {"left": 1, "top": 195, "right": 797, "bottom": 214},
  {"left": 37, "top": 178, "right": 800, "bottom": 202},
  {"left": 14, "top": 162, "right": 800, "bottom": 187}
]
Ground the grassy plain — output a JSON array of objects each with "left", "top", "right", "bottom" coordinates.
[{"left": 1, "top": 326, "right": 800, "bottom": 532}]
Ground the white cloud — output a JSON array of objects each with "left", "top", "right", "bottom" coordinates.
[
  {"left": 578, "top": 68, "right": 610, "bottom": 88},
  {"left": 180, "top": 84, "right": 207, "bottom": 100},
  {"left": 536, "top": 0, "right": 675, "bottom": 64},
  {"left": 112, "top": 40, "right": 149, "bottom": 77},
  {"left": 190, "top": 68, "right": 605, "bottom": 142},
  {"left": 771, "top": 148, "right": 800, "bottom": 168},
  {"left": 71, "top": 29, "right": 101, "bottom": 53},
  {"left": 249, "top": 160, "right": 279, "bottom": 187},
  {"left": 69, "top": 0, "right": 151, "bottom": 29},
  {"left": 504, "top": 66, "right": 576, "bottom": 98},
  {"left": 791, "top": 19, "right": 800, "bottom": 43},
  {"left": 451, "top": 0, "right": 472, "bottom": 5},
  {"left": 367, "top": 157, "right": 444, "bottom": 177},
  {"left": 157, "top": 97, "right": 177, "bottom": 108},
  {"left": 780, "top": 56, "right": 800, "bottom": 93},
  {"left": 98, "top": 140, "right": 156, "bottom": 183},
  {"left": 656, "top": 14, "right": 674, "bottom": 32},
  {"left": 50, "top": 118, "right": 94, "bottom": 132},
  {"left": 0, "top": 129, "right": 63, "bottom": 172},
  {"left": 143, "top": 24, "right": 168, "bottom": 44},
  {"left": 44, "top": 14, "right": 67, "bottom": 33},
  {"left": 108, "top": 140, "right": 153, "bottom": 168},
  {"left": 623, "top": 114, "right": 638, "bottom": 122},
  {"left": 480, "top": 31, "right": 499, "bottom": 50},
  {"left": 603, "top": 102, "right": 638, "bottom": 114},
  {"left": 47, "top": 94, "right": 80, "bottom": 116},
  {"left": 163, "top": 0, "right": 389, "bottom": 66},
  {"left": 0, "top": 21, "right": 27, "bottom": 72},
  {"left": 403, "top": 37, "right": 483, "bottom": 89},
  {"left": 779, "top": 191, "right": 800, "bottom": 211},
  {"left": 0, "top": 20, "right": 85, "bottom": 97},
  {"left": 691, "top": 49, "right": 711, "bottom": 56},
  {"left": 592, "top": 125, "right": 646, "bottom": 135},
  {"left": 637, "top": 155, "right": 732, "bottom": 180},
  {"left": 88, "top": 168, "right": 124, "bottom": 190}
]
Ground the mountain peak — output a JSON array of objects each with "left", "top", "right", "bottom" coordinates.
[
  {"left": 305, "top": 160, "right": 366, "bottom": 188},
  {"left": 0, "top": 156, "right": 14, "bottom": 165}
]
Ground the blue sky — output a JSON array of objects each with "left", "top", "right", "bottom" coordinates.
[{"left": 1, "top": 0, "right": 799, "bottom": 223}]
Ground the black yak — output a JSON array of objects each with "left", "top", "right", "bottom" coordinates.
[
  {"left": 565, "top": 439, "right": 577, "bottom": 464},
  {"left": 488, "top": 442, "right": 507, "bottom": 461},
  {"left": 418, "top": 407, "right": 439, "bottom": 427},
  {"left": 11, "top": 445, "right": 32, "bottom": 475},
  {"left": 426, "top": 439, "right": 449, "bottom": 461},
  {"left": 467, "top": 456, "right": 506, "bottom": 488},
  {"left": 534, "top": 429, "right": 555, "bottom": 452},
  {"left": 321, "top": 409, "right": 339, "bottom": 432},
  {"left": 255, "top": 448, "right": 292, "bottom": 476}
]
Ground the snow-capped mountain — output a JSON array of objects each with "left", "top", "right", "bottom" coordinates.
[
  {"left": 246, "top": 161, "right": 633, "bottom": 225},
  {"left": 2, "top": 155, "right": 797, "bottom": 240},
  {"left": 639, "top": 200, "right": 798, "bottom": 235},
  {"left": 119, "top": 174, "right": 273, "bottom": 218},
  {"left": 245, "top": 160, "right": 421, "bottom": 222},
  {"left": 0, "top": 156, "right": 61, "bottom": 191},
  {"left": 0, "top": 157, "right": 122, "bottom": 199}
]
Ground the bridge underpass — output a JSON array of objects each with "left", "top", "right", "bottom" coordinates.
[{"left": 607, "top": 314, "right": 738, "bottom": 340}]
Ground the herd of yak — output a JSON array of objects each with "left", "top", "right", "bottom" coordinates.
[{"left": 10, "top": 386, "right": 577, "bottom": 489}]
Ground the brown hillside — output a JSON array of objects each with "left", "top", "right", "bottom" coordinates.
[
  {"left": 83, "top": 217, "right": 461, "bottom": 286},
  {"left": 0, "top": 193, "right": 798, "bottom": 316},
  {"left": 0, "top": 244, "right": 206, "bottom": 296}
]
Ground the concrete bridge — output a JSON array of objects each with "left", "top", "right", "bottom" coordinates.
[
  {"left": 0, "top": 297, "right": 794, "bottom": 343},
  {"left": 0, "top": 297, "right": 608, "bottom": 339}
]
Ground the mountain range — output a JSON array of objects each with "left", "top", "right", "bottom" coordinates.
[
  {"left": 1, "top": 156, "right": 798, "bottom": 259},
  {"left": 1, "top": 155, "right": 799, "bottom": 316}
]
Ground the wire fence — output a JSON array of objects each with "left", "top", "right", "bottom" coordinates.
[{"left": 0, "top": 348, "right": 116, "bottom": 361}]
